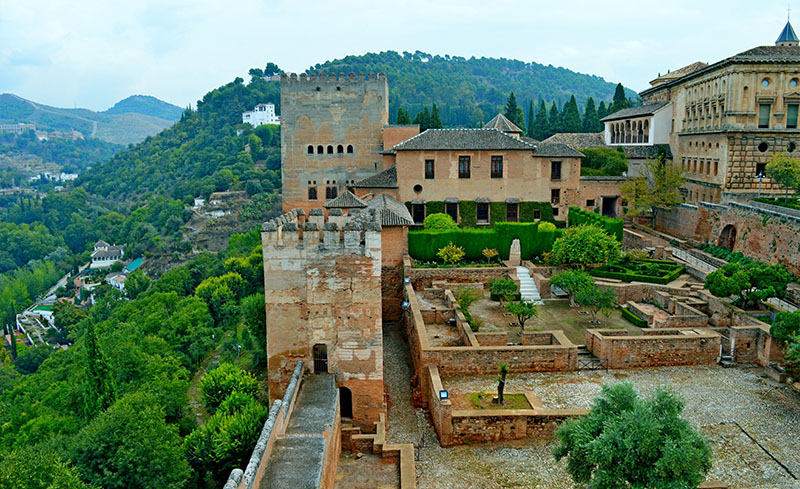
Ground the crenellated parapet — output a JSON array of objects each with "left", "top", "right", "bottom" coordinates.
[
  {"left": 261, "top": 207, "right": 381, "bottom": 255},
  {"left": 281, "top": 71, "right": 387, "bottom": 85}
]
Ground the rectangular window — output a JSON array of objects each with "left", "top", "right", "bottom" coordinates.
[
  {"left": 787, "top": 104, "right": 799, "bottom": 129},
  {"left": 458, "top": 156, "right": 471, "bottom": 178},
  {"left": 714, "top": 162, "right": 718, "bottom": 176},
  {"left": 476, "top": 203, "right": 489, "bottom": 223},
  {"left": 756, "top": 163, "right": 767, "bottom": 177},
  {"left": 325, "top": 186, "right": 338, "bottom": 199},
  {"left": 424, "top": 159, "right": 435, "bottom": 179},
  {"left": 551, "top": 160, "right": 562, "bottom": 181},
  {"left": 491, "top": 156, "right": 503, "bottom": 178},
  {"left": 553, "top": 207, "right": 560, "bottom": 216},
  {"left": 533, "top": 209, "right": 541, "bottom": 220},
  {"left": 506, "top": 203, "right": 518, "bottom": 222},
  {"left": 758, "top": 104, "right": 771, "bottom": 128},
  {"left": 412, "top": 204, "right": 425, "bottom": 225},
  {"left": 551, "top": 188, "right": 560, "bottom": 205},
  {"left": 308, "top": 187, "right": 318, "bottom": 200},
  {"left": 445, "top": 202, "right": 458, "bottom": 223},
  {"left": 586, "top": 199, "right": 595, "bottom": 207}
]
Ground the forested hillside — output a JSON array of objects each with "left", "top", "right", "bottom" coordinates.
[
  {"left": 310, "top": 51, "right": 638, "bottom": 127},
  {"left": 0, "top": 131, "right": 121, "bottom": 176}
]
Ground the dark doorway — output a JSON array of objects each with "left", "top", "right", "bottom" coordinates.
[
  {"left": 718, "top": 225, "right": 737, "bottom": 250},
  {"left": 313, "top": 344, "right": 328, "bottom": 374},
  {"left": 601, "top": 196, "right": 618, "bottom": 218},
  {"left": 339, "top": 387, "right": 353, "bottom": 418},
  {"left": 445, "top": 202, "right": 458, "bottom": 223}
]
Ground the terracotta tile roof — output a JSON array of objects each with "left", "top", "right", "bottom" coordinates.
[
  {"left": 544, "top": 132, "right": 605, "bottom": 148},
  {"left": 322, "top": 190, "right": 367, "bottom": 208},
  {"left": 391, "top": 128, "right": 537, "bottom": 151},
  {"left": 483, "top": 113, "right": 523, "bottom": 133},
  {"left": 351, "top": 166, "right": 398, "bottom": 188},
  {"left": 533, "top": 141, "right": 585, "bottom": 158},
  {"left": 365, "top": 194, "right": 414, "bottom": 226}
]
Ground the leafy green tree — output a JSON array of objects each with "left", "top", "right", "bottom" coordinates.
[
  {"left": 770, "top": 311, "right": 800, "bottom": 341},
  {"left": 549, "top": 270, "right": 593, "bottom": 306},
  {"left": 531, "top": 99, "right": 550, "bottom": 140},
  {"left": 548, "top": 225, "right": 621, "bottom": 268},
  {"left": 765, "top": 153, "right": 800, "bottom": 201},
  {"left": 782, "top": 333, "right": 800, "bottom": 380},
  {"left": 71, "top": 391, "right": 190, "bottom": 489},
  {"left": 81, "top": 321, "right": 117, "bottom": 418},
  {"left": 549, "top": 101, "right": 561, "bottom": 135},
  {"left": 583, "top": 97, "right": 601, "bottom": 132},
  {"left": 0, "top": 446, "right": 96, "bottom": 489},
  {"left": 423, "top": 212, "right": 457, "bottom": 230},
  {"left": 505, "top": 299, "right": 538, "bottom": 329},
  {"left": 706, "top": 262, "right": 790, "bottom": 309},
  {"left": 620, "top": 152, "right": 685, "bottom": 221},
  {"left": 13, "top": 344, "right": 53, "bottom": 375},
  {"left": 580, "top": 147, "right": 628, "bottom": 176},
  {"left": 554, "top": 382, "right": 712, "bottom": 489},
  {"left": 560, "top": 95, "right": 583, "bottom": 133},
  {"left": 575, "top": 285, "right": 617, "bottom": 323},
  {"left": 241, "top": 293, "right": 266, "bottom": 354},
  {"left": 503, "top": 92, "right": 526, "bottom": 132},
  {"left": 488, "top": 278, "right": 518, "bottom": 305},
  {"left": 200, "top": 363, "right": 259, "bottom": 412},
  {"left": 125, "top": 270, "right": 150, "bottom": 300}
]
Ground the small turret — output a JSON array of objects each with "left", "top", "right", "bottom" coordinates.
[{"left": 776, "top": 19, "right": 799, "bottom": 46}]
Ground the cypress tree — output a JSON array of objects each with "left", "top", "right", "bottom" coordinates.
[
  {"left": 561, "top": 95, "right": 583, "bottom": 133},
  {"left": 532, "top": 100, "right": 550, "bottom": 140},
  {"left": 583, "top": 97, "right": 601, "bottom": 132},
  {"left": 413, "top": 107, "right": 432, "bottom": 131},
  {"left": 8, "top": 302, "right": 16, "bottom": 359},
  {"left": 609, "top": 83, "right": 629, "bottom": 114},
  {"left": 549, "top": 101, "right": 561, "bottom": 136},
  {"left": 430, "top": 104, "right": 443, "bottom": 129},
  {"left": 503, "top": 92, "right": 526, "bottom": 132},
  {"left": 526, "top": 100, "right": 535, "bottom": 138},
  {"left": 397, "top": 107, "right": 411, "bottom": 124},
  {"left": 82, "top": 321, "right": 117, "bottom": 418},
  {"left": 597, "top": 101, "right": 609, "bottom": 120}
]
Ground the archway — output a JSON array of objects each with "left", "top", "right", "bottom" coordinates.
[
  {"left": 718, "top": 225, "right": 737, "bottom": 250},
  {"left": 339, "top": 387, "right": 353, "bottom": 419},
  {"left": 313, "top": 344, "right": 328, "bottom": 374}
]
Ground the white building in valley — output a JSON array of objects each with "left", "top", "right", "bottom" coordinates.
[{"left": 242, "top": 103, "right": 280, "bottom": 126}]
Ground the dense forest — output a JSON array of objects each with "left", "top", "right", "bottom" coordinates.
[
  {"left": 0, "top": 131, "right": 122, "bottom": 175},
  {"left": 310, "top": 51, "right": 639, "bottom": 127}
]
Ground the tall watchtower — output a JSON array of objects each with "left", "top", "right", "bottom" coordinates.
[
  {"left": 280, "top": 72, "right": 389, "bottom": 213},
  {"left": 261, "top": 208, "right": 386, "bottom": 431}
]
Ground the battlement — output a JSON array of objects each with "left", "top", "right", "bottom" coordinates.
[
  {"left": 281, "top": 72, "right": 387, "bottom": 84},
  {"left": 261, "top": 207, "right": 381, "bottom": 252}
]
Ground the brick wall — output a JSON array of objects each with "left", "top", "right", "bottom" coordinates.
[
  {"left": 585, "top": 328, "right": 721, "bottom": 368},
  {"left": 406, "top": 266, "right": 512, "bottom": 289}
]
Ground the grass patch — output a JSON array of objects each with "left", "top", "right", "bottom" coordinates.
[{"left": 466, "top": 392, "right": 531, "bottom": 410}]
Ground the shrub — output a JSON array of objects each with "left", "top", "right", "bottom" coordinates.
[
  {"left": 423, "top": 213, "right": 458, "bottom": 230},
  {"left": 482, "top": 248, "right": 499, "bottom": 263},
  {"left": 567, "top": 207, "right": 623, "bottom": 241},
  {"left": 436, "top": 242, "right": 465, "bottom": 264},
  {"left": 456, "top": 287, "right": 482, "bottom": 312},
  {"left": 489, "top": 278, "right": 518, "bottom": 304},
  {"left": 549, "top": 270, "right": 593, "bottom": 306},
  {"left": 706, "top": 262, "right": 790, "bottom": 309},
  {"left": 770, "top": 311, "right": 800, "bottom": 341},
  {"left": 549, "top": 225, "right": 621, "bottom": 268},
  {"left": 200, "top": 363, "right": 259, "bottom": 412},
  {"left": 590, "top": 259, "right": 684, "bottom": 285}
]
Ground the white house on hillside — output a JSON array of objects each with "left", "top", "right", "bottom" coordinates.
[
  {"left": 242, "top": 103, "right": 280, "bottom": 126},
  {"left": 90, "top": 240, "right": 124, "bottom": 269}
]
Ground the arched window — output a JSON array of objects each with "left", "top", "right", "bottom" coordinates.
[
  {"left": 643, "top": 120, "right": 650, "bottom": 143},
  {"left": 347, "top": 145, "right": 354, "bottom": 154},
  {"left": 327, "top": 145, "right": 334, "bottom": 154},
  {"left": 317, "top": 145, "right": 324, "bottom": 154},
  {"left": 307, "top": 145, "right": 314, "bottom": 154},
  {"left": 337, "top": 144, "right": 344, "bottom": 154}
]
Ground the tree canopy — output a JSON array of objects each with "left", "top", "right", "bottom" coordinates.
[
  {"left": 620, "top": 152, "right": 685, "bottom": 219},
  {"left": 548, "top": 225, "right": 621, "bottom": 268}
]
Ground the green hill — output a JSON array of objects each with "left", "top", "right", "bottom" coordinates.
[
  {"left": 103, "top": 95, "right": 183, "bottom": 121},
  {"left": 0, "top": 93, "right": 177, "bottom": 145},
  {"left": 309, "top": 51, "right": 639, "bottom": 126}
]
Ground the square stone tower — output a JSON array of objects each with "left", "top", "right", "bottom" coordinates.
[
  {"left": 262, "top": 208, "right": 386, "bottom": 431},
  {"left": 280, "top": 72, "right": 389, "bottom": 213}
]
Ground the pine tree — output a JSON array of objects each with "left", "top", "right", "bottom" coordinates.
[
  {"left": 597, "top": 101, "right": 609, "bottom": 120},
  {"left": 532, "top": 99, "right": 550, "bottom": 140},
  {"left": 561, "top": 95, "right": 583, "bottom": 133},
  {"left": 396, "top": 107, "right": 411, "bottom": 124},
  {"left": 430, "top": 104, "right": 443, "bottom": 129},
  {"left": 503, "top": 92, "right": 526, "bottom": 132},
  {"left": 549, "top": 101, "right": 561, "bottom": 136},
  {"left": 82, "top": 321, "right": 117, "bottom": 418},
  {"left": 527, "top": 100, "right": 535, "bottom": 137},
  {"left": 583, "top": 97, "right": 601, "bottom": 132},
  {"left": 609, "top": 83, "right": 629, "bottom": 115}
]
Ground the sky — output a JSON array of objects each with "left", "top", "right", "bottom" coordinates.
[{"left": 0, "top": 0, "right": 795, "bottom": 112}]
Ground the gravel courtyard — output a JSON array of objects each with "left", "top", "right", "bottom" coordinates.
[{"left": 383, "top": 323, "right": 800, "bottom": 489}]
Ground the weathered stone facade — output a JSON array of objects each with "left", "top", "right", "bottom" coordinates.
[{"left": 262, "top": 209, "right": 386, "bottom": 431}]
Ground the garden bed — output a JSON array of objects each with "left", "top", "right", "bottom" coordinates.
[
  {"left": 452, "top": 392, "right": 532, "bottom": 411},
  {"left": 412, "top": 262, "right": 502, "bottom": 269},
  {"left": 590, "top": 259, "right": 684, "bottom": 285}
]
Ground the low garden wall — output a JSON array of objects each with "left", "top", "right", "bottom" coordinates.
[
  {"left": 404, "top": 255, "right": 513, "bottom": 289},
  {"left": 585, "top": 328, "right": 721, "bottom": 368}
]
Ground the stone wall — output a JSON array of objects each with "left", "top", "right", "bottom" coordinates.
[
  {"left": 406, "top": 264, "right": 512, "bottom": 290},
  {"left": 585, "top": 328, "right": 721, "bottom": 368}
]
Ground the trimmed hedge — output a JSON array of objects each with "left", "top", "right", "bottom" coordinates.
[
  {"left": 426, "top": 201, "right": 445, "bottom": 216},
  {"left": 406, "top": 200, "right": 556, "bottom": 228},
  {"left": 621, "top": 306, "right": 648, "bottom": 327},
  {"left": 567, "top": 207, "right": 623, "bottom": 241},
  {"left": 408, "top": 221, "right": 564, "bottom": 262},
  {"left": 590, "top": 259, "right": 685, "bottom": 285}
]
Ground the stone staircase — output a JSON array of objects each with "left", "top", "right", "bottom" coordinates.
[{"left": 516, "top": 266, "right": 543, "bottom": 305}]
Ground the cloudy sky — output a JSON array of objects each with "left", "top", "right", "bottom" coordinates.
[{"left": 0, "top": 0, "right": 794, "bottom": 111}]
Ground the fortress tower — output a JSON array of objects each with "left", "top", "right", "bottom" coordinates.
[
  {"left": 262, "top": 208, "right": 386, "bottom": 431},
  {"left": 280, "top": 72, "right": 390, "bottom": 213}
]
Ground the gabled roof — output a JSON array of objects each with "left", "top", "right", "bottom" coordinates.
[
  {"left": 94, "top": 239, "right": 109, "bottom": 248},
  {"left": 322, "top": 189, "right": 367, "bottom": 209},
  {"left": 365, "top": 194, "right": 414, "bottom": 227},
  {"left": 777, "top": 20, "right": 799, "bottom": 43},
  {"left": 483, "top": 113, "right": 523, "bottom": 134},
  {"left": 544, "top": 132, "right": 605, "bottom": 148},
  {"left": 391, "top": 128, "right": 537, "bottom": 151},
  {"left": 533, "top": 141, "right": 585, "bottom": 158},
  {"left": 351, "top": 166, "right": 398, "bottom": 188},
  {"left": 600, "top": 102, "right": 670, "bottom": 122}
]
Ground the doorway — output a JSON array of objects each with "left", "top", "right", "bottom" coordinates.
[
  {"left": 339, "top": 387, "right": 353, "bottom": 419},
  {"left": 601, "top": 196, "right": 618, "bottom": 218},
  {"left": 718, "top": 225, "right": 737, "bottom": 250},
  {"left": 313, "top": 344, "right": 328, "bottom": 374}
]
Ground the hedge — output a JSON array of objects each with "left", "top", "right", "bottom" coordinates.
[
  {"left": 408, "top": 221, "right": 563, "bottom": 262},
  {"left": 567, "top": 207, "right": 623, "bottom": 241},
  {"left": 590, "top": 259, "right": 685, "bottom": 285},
  {"left": 621, "top": 306, "right": 648, "bottom": 327},
  {"left": 406, "top": 200, "right": 556, "bottom": 228}
]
